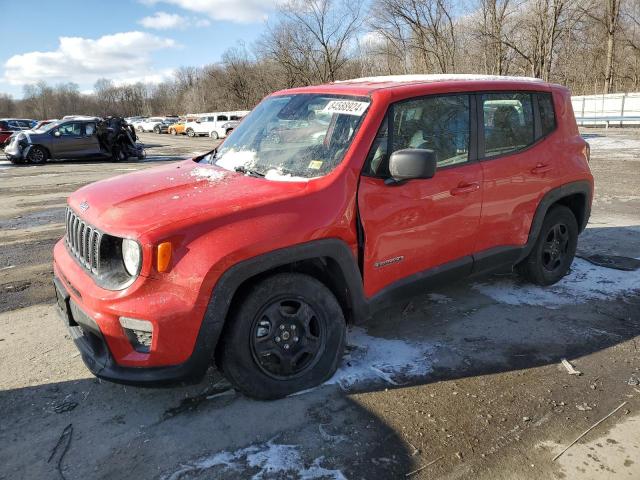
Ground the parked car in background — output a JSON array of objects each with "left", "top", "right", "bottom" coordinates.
[
  {"left": 184, "top": 112, "right": 248, "bottom": 139},
  {"left": 137, "top": 117, "right": 178, "bottom": 133},
  {"left": 5, "top": 117, "right": 143, "bottom": 164},
  {"left": 152, "top": 118, "right": 179, "bottom": 134},
  {"left": 52, "top": 75, "right": 593, "bottom": 399},
  {"left": 167, "top": 121, "right": 186, "bottom": 135},
  {"left": 0, "top": 119, "right": 35, "bottom": 145}
]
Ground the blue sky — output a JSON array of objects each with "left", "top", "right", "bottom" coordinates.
[{"left": 0, "top": 0, "right": 276, "bottom": 98}]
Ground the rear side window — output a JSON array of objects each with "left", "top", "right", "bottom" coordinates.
[
  {"left": 481, "top": 93, "right": 534, "bottom": 157},
  {"left": 538, "top": 93, "right": 556, "bottom": 137},
  {"left": 217, "top": 115, "right": 228, "bottom": 122}
]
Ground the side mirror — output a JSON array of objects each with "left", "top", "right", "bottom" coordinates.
[
  {"left": 53, "top": 130, "right": 61, "bottom": 137},
  {"left": 388, "top": 149, "right": 437, "bottom": 183}
]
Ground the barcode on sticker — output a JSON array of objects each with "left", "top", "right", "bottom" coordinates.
[{"left": 323, "top": 100, "right": 369, "bottom": 116}]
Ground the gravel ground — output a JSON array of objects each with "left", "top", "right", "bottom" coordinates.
[{"left": 0, "top": 130, "right": 639, "bottom": 480}]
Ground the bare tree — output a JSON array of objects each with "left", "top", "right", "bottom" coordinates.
[
  {"left": 370, "top": 0, "right": 457, "bottom": 73},
  {"left": 262, "top": 0, "right": 363, "bottom": 84}
]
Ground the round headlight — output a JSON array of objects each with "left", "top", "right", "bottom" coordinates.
[{"left": 122, "top": 239, "right": 141, "bottom": 276}]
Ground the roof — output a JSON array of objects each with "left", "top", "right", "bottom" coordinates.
[{"left": 278, "top": 74, "right": 554, "bottom": 97}]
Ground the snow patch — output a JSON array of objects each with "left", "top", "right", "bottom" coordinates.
[
  {"left": 190, "top": 166, "right": 227, "bottom": 182},
  {"left": 164, "top": 440, "right": 346, "bottom": 480},
  {"left": 265, "top": 169, "right": 311, "bottom": 182},
  {"left": 427, "top": 293, "right": 453, "bottom": 304},
  {"left": 473, "top": 258, "right": 640, "bottom": 309},
  {"left": 326, "top": 326, "right": 437, "bottom": 389},
  {"left": 584, "top": 135, "right": 640, "bottom": 151}
]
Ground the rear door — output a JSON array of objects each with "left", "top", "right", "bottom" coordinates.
[
  {"left": 475, "top": 92, "right": 557, "bottom": 257},
  {"left": 357, "top": 93, "right": 483, "bottom": 297}
]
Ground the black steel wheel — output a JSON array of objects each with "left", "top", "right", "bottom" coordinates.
[
  {"left": 250, "top": 297, "right": 325, "bottom": 379},
  {"left": 517, "top": 205, "right": 578, "bottom": 286},
  {"left": 218, "top": 273, "right": 346, "bottom": 399}
]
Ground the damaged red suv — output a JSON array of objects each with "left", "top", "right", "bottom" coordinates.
[{"left": 53, "top": 75, "right": 593, "bottom": 399}]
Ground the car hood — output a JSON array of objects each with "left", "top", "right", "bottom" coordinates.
[{"left": 68, "top": 160, "right": 310, "bottom": 236}]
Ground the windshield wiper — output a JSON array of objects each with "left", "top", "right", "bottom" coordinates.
[{"left": 235, "top": 165, "right": 265, "bottom": 178}]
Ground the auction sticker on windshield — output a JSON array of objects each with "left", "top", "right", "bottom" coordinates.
[{"left": 323, "top": 100, "right": 369, "bottom": 116}]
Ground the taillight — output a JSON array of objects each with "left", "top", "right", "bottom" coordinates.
[{"left": 583, "top": 142, "right": 590, "bottom": 163}]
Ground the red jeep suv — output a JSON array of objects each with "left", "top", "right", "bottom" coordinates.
[{"left": 53, "top": 75, "right": 593, "bottom": 399}]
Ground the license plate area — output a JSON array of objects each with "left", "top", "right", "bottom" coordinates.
[{"left": 53, "top": 278, "right": 78, "bottom": 327}]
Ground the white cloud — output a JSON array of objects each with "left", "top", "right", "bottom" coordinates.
[
  {"left": 138, "top": 11, "right": 212, "bottom": 29},
  {"left": 140, "top": 0, "right": 277, "bottom": 24},
  {"left": 139, "top": 11, "right": 187, "bottom": 29},
  {"left": 3, "top": 31, "right": 176, "bottom": 87}
]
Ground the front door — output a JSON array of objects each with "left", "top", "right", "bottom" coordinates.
[
  {"left": 50, "top": 122, "right": 84, "bottom": 158},
  {"left": 357, "top": 93, "right": 483, "bottom": 297}
]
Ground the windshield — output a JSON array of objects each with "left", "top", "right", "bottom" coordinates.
[{"left": 203, "top": 94, "right": 370, "bottom": 180}]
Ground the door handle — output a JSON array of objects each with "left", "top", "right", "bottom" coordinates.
[
  {"left": 531, "top": 163, "right": 553, "bottom": 174},
  {"left": 450, "top": 182, "right": 480, "bottom": 195}
]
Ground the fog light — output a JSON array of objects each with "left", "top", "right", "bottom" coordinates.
[{"left": 119, "top": 317, "right": 153, "bottom": 353}]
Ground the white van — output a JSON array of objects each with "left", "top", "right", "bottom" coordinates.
[{"left": 184, "top": 111, "right": 249, "bottom": 139}]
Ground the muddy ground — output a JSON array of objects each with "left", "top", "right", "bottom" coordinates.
[{"left": 0, "top": 130, "right": 638, "bottom": 480}]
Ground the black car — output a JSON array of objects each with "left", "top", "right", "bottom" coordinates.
[{"left": 4, "top": 117, "right": 143, "bottom": 164}]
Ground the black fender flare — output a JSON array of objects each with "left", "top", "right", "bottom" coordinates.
[
  {"left": 518, "top": 180, "right": 592, "bottom": 262},
  {"left": 185, "top": 238, "right": 368, "bottom": 381}
]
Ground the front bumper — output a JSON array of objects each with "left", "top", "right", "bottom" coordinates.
[
  {"left": 53, "top": 275, "right": 210, "bottom": 385},
  {"left": 4, "top": 140, "right": 25, "bottom": 159},
  {"left": 53, "top": 238, "right": 224, "bottom": 386}
]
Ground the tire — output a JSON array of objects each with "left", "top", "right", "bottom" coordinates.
[
  {"left": 210, "top": 131, "right": 219, "bottom": 140},
  {"left": 218, "top": 273, "right": 346, "bottom": 400},
  {"left": 137, "top": 126, "right": 144, "bottom": 133},
  {"left": 170, "top": 129, "right": 177, "bottom": 136},
  {"left": 186, "top": 129, "right": 195, "bottom": 138},
  {"left": 26, "top": 145, "right": 47, "bottom": 164},
  {"left": 517, "top": 205, "right": 578, "bottom": 286},
  {"left": 153, "top": 126, "right": 161, "bottom": 134}
]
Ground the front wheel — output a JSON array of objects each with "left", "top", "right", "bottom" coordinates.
[
  {"left": 517, "top": 205, "right": 578, "bottom": 286},
  {"left": 153, "top": 126, "right": 161, "bottom": 134},
  {"left": 209, "top": 131, "right": 219, "bottom": 140},
  {"left": 217, "top": 273, "right": 346, "bottom": 400},
  {"left": 186, "top": 129, "right": 195, "bottom": 138},
  {"left": 27, "top": 146, "right": 47, "bottom": 164},
  {"left": 170, "top": 129, "right": 177, "bottom": 136}
]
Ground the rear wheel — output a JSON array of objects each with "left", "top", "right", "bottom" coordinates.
[
  {"left": 210, "top": 131, "right": 219, "bottom": 140},
  {"left": 27, "top": 146, "right": 47, "bottom": 164},
  {"left": 153, "top": 126, "right": 161, "bottom": 134},
  {"left": 218, "top": 273, "right": 346, "bottom": 400},
  {"left": 517, "top": 205, "right": 578, "bottom": 286}
]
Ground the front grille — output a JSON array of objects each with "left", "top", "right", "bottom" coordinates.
[{"left": 65, "top": 208, "right": 102, "bottom": 274}]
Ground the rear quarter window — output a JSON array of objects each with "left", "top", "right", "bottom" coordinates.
[{"left": 538, "top": 93, "right": 556, "bottom": 137}]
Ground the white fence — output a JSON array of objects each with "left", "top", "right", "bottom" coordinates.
[{"left": 572, "top": 93, "right": 640, "bottom": 126}]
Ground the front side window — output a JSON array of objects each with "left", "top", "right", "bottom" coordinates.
[
  {"left": 217, "top": 115, "right": 228, "bottom": 122},
  {"left": 482, "top": 93, "right": 534, "bottom": 157},
  {"left": 58, "top": 123, "right": 82, "bottom": 136},
  {"left": 365, "top": 94, "right": 470, "bottom": 177},
  {"left": 207, "top": 94, "right": 369, "bottom": 180}
]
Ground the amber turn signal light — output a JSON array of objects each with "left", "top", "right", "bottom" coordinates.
[{"left": 156, "top": 242, "right": 172, "bottom": 272}]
